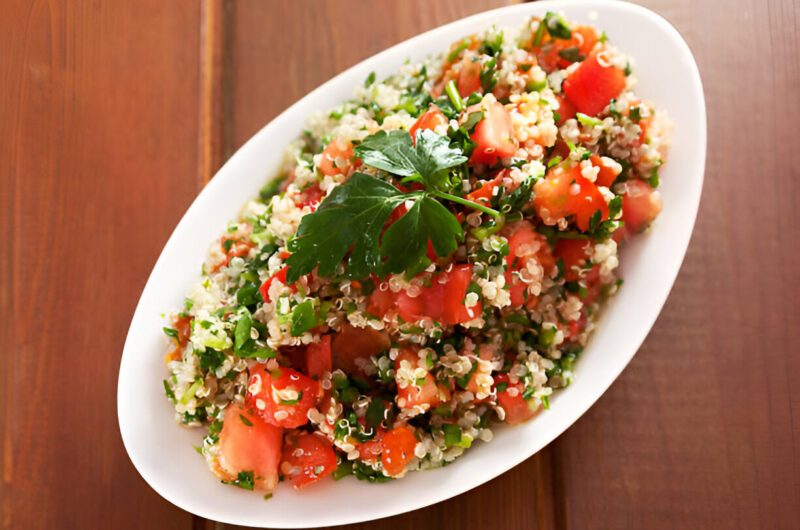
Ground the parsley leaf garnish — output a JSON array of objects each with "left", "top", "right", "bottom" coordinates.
[{"left": 286, "top": 129, "right": 500, "bottom": 281}]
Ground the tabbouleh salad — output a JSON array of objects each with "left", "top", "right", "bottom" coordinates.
[{"left": 161, "top": 12, "right": 671, "bottom": 494}]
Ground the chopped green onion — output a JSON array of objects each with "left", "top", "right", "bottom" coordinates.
[
  {"left": 180, "top": 378, "right": 203, "bottom": 405},
  {"left": 576, "top": 112, "right": 603, "bottom": 127},
  {"left": 445, "top": 80, "right": 464, "bottom": 112}
]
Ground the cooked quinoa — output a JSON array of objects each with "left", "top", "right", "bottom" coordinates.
[{"left": 161, "top": 12, "right": 671, "bottom": 494}]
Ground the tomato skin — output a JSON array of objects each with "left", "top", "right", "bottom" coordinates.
[
  {"left": 554, "top": 238, "right": 593, "bottom": 282},
  {"left": 259, "top": 266, "right": 298, "bottom": 303},
  {"left": 562, "top": 51, "right": 627, "bottom": 117},
  {"left": 318, "top": 139, "right": 356, "bottom": 176},
  {"left": 621, "top": 179, "right": 662, "bottom": 234},
  {"left": 502, "top": 221, "right": 554, "bottom": 308},
  {"left": 367, "top": 264, "right": 480, "bottom": 326},
  {"left": 218, "top": 403, "right": 283, "bottom": 491},
  {"left": 246, "top": 366, "right": 320, "bottom": 428},
  {"left": 457, "top": 53, "right": 483, "bottom": 97},
  {"left": 409, "top": 106, "right": 448, "bottom": 143},
  {"left": 304, "top": 335, "right": 332, "bottom": 379},
  {"left": 533, "top": 165, "right": 609, "bottom": 231},
  {"left": 493, "top": 374, "right": 540, "bottom": 425},
  {"left": 330, "top": 323, "right": 390, "bottom": 377},
  {"left": 296, "top": 183, "right": 324, "bottom": 210},
  {"left": 468, "top": 101, "right": 518, "bottom": 166},
  {"left": 555, "top": 95, "right": 576, "bottom": 125},
  {"left": 381, "top": 426, "right": 418, "bottom": 476},
  {"left": 464, "top": 169, "right": 510, "bottom": 205},
  {"left": 590, "top": 155, "right": 622, "bottom": 188},
  {"left": 280, "top": 432, "right": 337, "bottom": 489},
  {"left": 395, "top": 348, "right": 449, "bottom": 412}
]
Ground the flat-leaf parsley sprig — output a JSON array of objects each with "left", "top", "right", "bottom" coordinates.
[{"left": 286, "top": 129, "right": 501, "bottom": 282}]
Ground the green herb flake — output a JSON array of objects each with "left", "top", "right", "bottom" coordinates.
[
  {"left": 445, "top": 79, "right": 464, "bottom": 112},
  {"left": 558, "top": 47, "right": 585, "bottom": 63},
  {"left": 576, "top": 112, "right": 602, "bottom": 127},
  {"left": 364, "top": 71, "right": 376, "bottom": 88},
  {"left": 163, "top": 380, "right": 176, "bottom": 402},
  {"left": 443, "top": 424, "right": 462, "bottom": 447},
  {"left": 162, "top": 327, "right": 179, "bottom": 340},
  {"left": 544, "top": 11, "right": 571, "bottom": 40},
  {"left": 290, "top": 300, "right": 316, "bottom": 336},
  {"left": 239, "top": 414, "right": 253, "bottom": 427}
]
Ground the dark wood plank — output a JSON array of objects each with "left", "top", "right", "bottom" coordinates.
[
  {"left": 0, "top": 1, "right": 210, "bottom": 528},
  {"left": 556, "top": 0, "right": 800, "bottom": 528},
  {"left": 223, "top": 1, "right": 564, "bottom": 529}
]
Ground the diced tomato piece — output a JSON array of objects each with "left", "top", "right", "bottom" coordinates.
[
  {"left": 330, "top": 323, "right": 390, "bottom": 376},
  {"left": 493, "top": 374, "right": 540, "bottom": 425},
  {"left": 533, "top": 164, "right": 609, "bottom": 231},
  {"left": 562, "top": 51, "right": 627, "bottom": 117},
  {"left": 418, "top": 264, "right": 480, "bottom": 325},
  {"left": 503, "top": 220, "right": 554, "bottom": 270},
  {"left": 357, "top": 438, "right": 384, "bottom": 464},
  {"left": 218, "top": 403, "right": 283, "bottom": 491},
  {"left": 621, "top": 179, "right": 662, "bottom": 233},
  {"left": 381, "top": 425, "right": 418, "bottom": 476},
  {"left": 318, "top": 139, "right": 356, "bottom": 176},
  {"left": 590, "top": 155, "right": 622, "bottom": 188},
  {"left": 304, "top": 335, "right": 332, "bottom": 379},
  {"left": 296, "top": 183, "right": 324, "bottom": 210},
  {"left": 395, "top": 348, "right": 449, "bottom": 412},
  {"left": 501, "top": 221, "right": 554, "bottom": 308},
  {"left": 468, "top": 100, "right": 518, "bottom": 166},
  {"left": 457, "top": 53, "right": 483, "bottom": 97},
  {"left": 464, "top": 170, "right": 509, "bottom": 205},
  {"left": 564, "top": 311, "right": 588, "bottom": 341},
  {"left": 555, "top": 95, "right": 576, "bottom": 125},
  {"left": 367, "top": 265, "right": 480, "bottom": 326},
  {"left": 259, "top": 266, "right": 298, "bottom": 303},
  {"left": 280, "top": 432, "right": 337, "bottom": 489},
  {"left": 633, "top": 114, "right": 653, "bottom": 147},
  {"left": 409, "top": 105, "right": 449, "bottom": 143},
  {"left": 246, "top": 366, "right": 320, "bottom": 428},
  {"left": 554, "top": 238, "right": 593, "bottom": 282}
]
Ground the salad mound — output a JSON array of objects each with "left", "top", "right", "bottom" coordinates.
[{"left": 161, "top": 12, "right": 671, "bottom": 494}]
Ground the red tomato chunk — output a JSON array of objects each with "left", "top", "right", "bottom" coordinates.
[
  {"left": 562, "top": 51, "right": 627, "bottom": 117},
  {"left": 246, "top": 366, "right": 320, "bottom": 428},
  {"left": 281, "top": 432, "right": 337, "bottom": 489},
  {"left": 218, "top": 403, "right": 283, "bottom": 491}
]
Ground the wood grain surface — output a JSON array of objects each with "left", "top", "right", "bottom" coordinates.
[{"left": 1, "top": 1, "right": 798, "bottom": 529}]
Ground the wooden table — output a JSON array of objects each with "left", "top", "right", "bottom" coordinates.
[{"left": 2, "top": 1, "right": 798, "bottom": 528}]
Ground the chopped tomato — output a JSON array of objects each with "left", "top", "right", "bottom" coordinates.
[
  {"left": 621, "top": 179, "right": 662, "bottom": 234},
  {"left": 457, "top": 53, "right": 482, "bottom": 97},
  {"left": 281, "top": 432, "right": 337, "bottom": 489},
  {"left": 554, "top": 238, "right": 593, "bottom": 282},
  {"left": 633, "top": 114, "right": 653, "bottom": 147},
  {"left": 381, "top": 426, "right": 418, "bottom": 476},
  {"left": 212, "top": 235, "right": 256, "bottom": 273},
  {"left": 259, "top": 266, "right": 298, "bottom": 303},
  {"left": 304, "top": 335, "right": 332, "bottom": 379},
  {"left": 409, "top": 105, "right": 448, "bottom": 143},
  {"left": 533, "top": 164, "right": 609, "bottom": 231},
  {"left": 502, "top": 221, "right": 554, "bottom": 308},
  {"left": 464, "top": 170, "right": 510, "bottom": 205},
  {"left": 357, "top": 436, "right": 384, "bottom": 464},
  {"left": 296, "top": 184, "right": 324, "bottom": 210},
  {"left": 218, "top": 403, "right": 283, "bottom": 491},
  {"left": 493, "top": 374, "right": 540, "bottom": 425},
  {"left": 246, "top": 366, "right": 320, "bottom": 428},
  {"left": 330, "top": 323, "right": 390, "bottom": 376},
  {"left": 318, "top": 139, "right": 356, "bottom": 176},
  {"left": 590, "top": 155, "right": 622, "bottom": 188},
  {"left": 368, "top": 264, "right": 480, "bottom": 325},
  {"left": 395, "top": 348, "right": 449, "bottom": 412},
  {"left": 555, "top": 95, "right": 576, "bottom": 125},
  {"left": 562, "top": 51, "right": 627, "bottom": 117},
  {"left": 468, "top": 100, "right": 518, "bottom": 166}
]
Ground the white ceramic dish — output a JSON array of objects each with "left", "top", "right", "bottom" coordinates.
[{"left": 118, "top": 1, "right": 705, "bottom": 526}]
